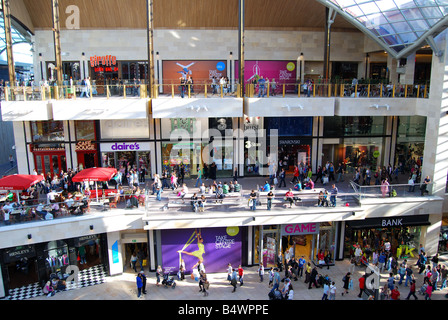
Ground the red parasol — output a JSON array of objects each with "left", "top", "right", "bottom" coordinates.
[
  {"left": 0, "top": 174, "right": 44, "bottom": 191},
  {"left": 72, "top": 167, "right": 117, "bottom": 202},
  {"left": 72, "top": 167, "right": 117, "bottom": 182}
]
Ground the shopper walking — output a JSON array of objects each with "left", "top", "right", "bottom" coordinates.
[
  {"left": 278, "top": 168, "right": 286, "bottom": 188},
  {"left": 238, "top": 265, "right": 244, "bottom": 286},
  {"left": 258, "top": 263, "right": 265, "bottom": 282},
  {"left": 136, "top": 273, "right": 143, "bottom": 298},
  {"left": 130, "top": 252, "right": 138, "bottom": 272},
  {"left": 140, "top": 271, "right": 147, "bottom": 294},
  {"left": 358, "top": 274, "right": 366, "bottom": 298},
  {"left": 199, "top": 270, "right": 208, "bottom": 296},
  {"left": 405, "top": 279, "right": 418, "bottom": 300},
  {"left": 342, "top": 272, "right": 351, "bottom": 296},
  {"left": 156, "top": 265, "right": 163, "bottom": 286},
  {"left": 308, "top": 266, "right": 319, "bottom": 289},
  {"left": 231, "top": 268, "right": 238, "bottom": 293},
  {"left": 329, "top": 281, "right": 337, "bottom": 300}
]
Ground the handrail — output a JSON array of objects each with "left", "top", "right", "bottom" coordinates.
[
  {"left": 3, "top": 82, "right": 430, "bottom": 101},
  {"left": 350, "top": 180, "right": 435, "bottom": 201}
]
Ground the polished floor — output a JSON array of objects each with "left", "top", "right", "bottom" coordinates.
[{"left": 24, "top": 255, "right": 448, "bottom": 301}]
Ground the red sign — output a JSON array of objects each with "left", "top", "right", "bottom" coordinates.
[
  {"left": 94, "top": 66, "right": 119, "bottom": 73},
  {"left": 90, "top": 55, "right": 117, "bottom": 67}
]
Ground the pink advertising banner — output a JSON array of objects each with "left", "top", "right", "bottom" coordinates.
[{"left": 235, "top": 60, "right": 298, "bottom": 93}]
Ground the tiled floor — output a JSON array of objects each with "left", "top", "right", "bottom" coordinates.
[
  {"left": 16, "top": 256, "right": 448, "bottom": 301},
  {"left": 2, "top": 264, "right": 106, "bottom": 300}
]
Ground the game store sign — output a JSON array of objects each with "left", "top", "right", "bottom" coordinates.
[{"left": 281, "top": 223, "right": 320, "bottom": 236}]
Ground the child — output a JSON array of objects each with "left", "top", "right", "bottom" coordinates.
[
  {"left": 425, "top": 282, "right": 433, "bottom": 300},
  {"left": 258, "top": 263, "right": 264, "bottom": 282},
  {"left": 269, "top": 268, "right": 275, "bottom": 288}
]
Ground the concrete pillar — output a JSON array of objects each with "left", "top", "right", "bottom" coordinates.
[
  {"left": 387, "top": 55, "right": 398, "bottom": 84},
  {"left": 420, "top": 30, "right": 448, "bottom": 256},
  {"left": 402, "top": 52, "right": 416, "bottom": 85},
  {"left": 107, "top": 231, "right": 124, "bottom": 276}
]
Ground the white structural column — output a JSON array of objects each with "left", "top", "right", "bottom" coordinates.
[
  {"left": 387, "top": 55, "right": 398, "bottom": 84},
  {"left": 402, "top": 52, "right": 416, "bottom": 85},
  {"left": 421, "top": 30, "right": 448, "bottom": 255}
]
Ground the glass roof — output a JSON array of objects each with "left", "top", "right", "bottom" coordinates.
[
  {"left": 319, "top": 0, "right": 448, "bottom": 58},
  {"left": 0, "top": 16, "right": 31, "bottom": 57}
]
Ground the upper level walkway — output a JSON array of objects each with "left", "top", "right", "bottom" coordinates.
[
  {"left": 0, "top": 172, "right": 441, "bottom": 232},
  {"left": 3, "top": 81, "right": 429, "bottom": 102}
]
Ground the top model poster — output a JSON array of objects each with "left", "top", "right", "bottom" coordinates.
[
  {"left": 161, "top": 227, "right": 242, "bottom": 275},
  {"left": 161, "top": 60, "right": 227, "bottom": 93},
  {"left": 235, "top": 60, "right": 297, "bottom": 93}
]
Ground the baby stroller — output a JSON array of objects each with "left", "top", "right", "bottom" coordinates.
[
  {"left": 162, "top": 273, "right": 177, "bottom": 289},
  {"left": 268, "top": 288, "right": 283, "bottom": 300}
]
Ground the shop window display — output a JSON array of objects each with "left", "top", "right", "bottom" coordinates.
[
  {"left": 31, "top": 121, "right": 65, "bottom": 143},
  {"left": 45, "top": 240, "right": 70, "bottom": 279},
  {"left": 324, "top": 116, "right": 386, "bottom": 137},
  {"left": 76, "top": 235, "right": 101, "bottom": 271},
  {"left": 344, "top": 226, "right": 421, "bottom": 260}
]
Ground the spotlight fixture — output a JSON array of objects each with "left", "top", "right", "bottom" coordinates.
[
  {"left": 27, "top": 234, "right": 32, "bottom": 239},
  {"left": 90, "top": 225, "right": 94, "bottom": 230}
]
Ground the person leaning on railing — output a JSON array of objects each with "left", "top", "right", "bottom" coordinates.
[{"left": 420, "top": 176, "right": 431, "bottom": 196}]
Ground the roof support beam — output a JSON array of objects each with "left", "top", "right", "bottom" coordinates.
[
  {"left": 2, "top": 0, "right": 16, "bottom": 87},
  {"left": 146, "top": 0, "right": 155, "bottom": 98},
  {"left": 238, "top": 0, "right": 245, "bottom": 97},
  {"left": 426, "top": 35, "right": 444, "bottom": 63},
  {"left": 51, "top": 0, "right": 63, "bottom": 85}
]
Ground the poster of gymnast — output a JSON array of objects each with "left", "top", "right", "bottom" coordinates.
[{"left": 161, "top": 227, "right": 242, "bottom": 274}]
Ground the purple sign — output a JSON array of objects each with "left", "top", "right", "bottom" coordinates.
[
  {"left": 235, "top": 60, "right": 297, "bottom": 93},
  {"left": 111, "top": 142, "right": 140, "bottom": 151},
  {"left": 161, "top": 227, "right": 242, "bottom": 274}
]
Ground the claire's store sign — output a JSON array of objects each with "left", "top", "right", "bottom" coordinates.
[
  {"left": 281, "top": 223, "right": 320, "bottom": 236},
  {"left": 101, "top": 142, "right": 151, "bottom": 152}
]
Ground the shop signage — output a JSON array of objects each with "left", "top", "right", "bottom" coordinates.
[
  {"left": 101, "top": 142, "right": 151, "bottom": 152},
  {"left": 90, "top": 55, "right": 117, "bottom": 67},
  {"left": 281, "top": 223, "right": 320, "bottom": 236},
  {"left": 90, "top": 55, "right": 118, "bottom": 72},
  {"left": 279, "top": 139, "right": 301, "bottom": 145},
  {"left": 75, "top": 140, "right": 96, "bottom": 151},
  {"left": 3, "top": 245, "right": 36, "bottom": 263},
  {"left": 346, "top": 215, "right": 430, "bottom": 229}
]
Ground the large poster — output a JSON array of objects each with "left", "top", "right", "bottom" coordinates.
[
  {"left": 162, "top": 60, "right": 227, "bottom": 93},
  {"left": 235, "top": 60, "right": 297, "bottom": 93},
  {"left": 161, "top": 227, "right": 242, "bottom": 274}
]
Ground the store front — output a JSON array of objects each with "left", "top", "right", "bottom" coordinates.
[
  {"left": 89, "top": 56, "right": 148, "bottom": 95},
  {"left": 253, "top": 222, "right": 336, "bottom": 268},
  {"left": 265, "top": 117, "right": 313, "bottom": 174},
  {"left": 394, "top": 116, "right": 426, "bottom": 174},
  {"left": 1, "top": 245, "right": 39, "bottom": 290},
  {"left": 100, "top": 142, "right": 151, "bottom": 183},
  {"left": 32, "top": 148, "right": 67, "bottom": 178},
  {"left": 75, "top": 120, "right": 99, "bottom": 170},
  {"left": 0, "top": 233, "right": 108, "bottom": 296},
  {"left": 30, "top": 120, "right": 67, "bottom": 177},
  {"left": 323, "top": 116, "right": 387, "bottom": 173},
  {"left": 344, "top": 215, "right": 431, "bottom": 259}
]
